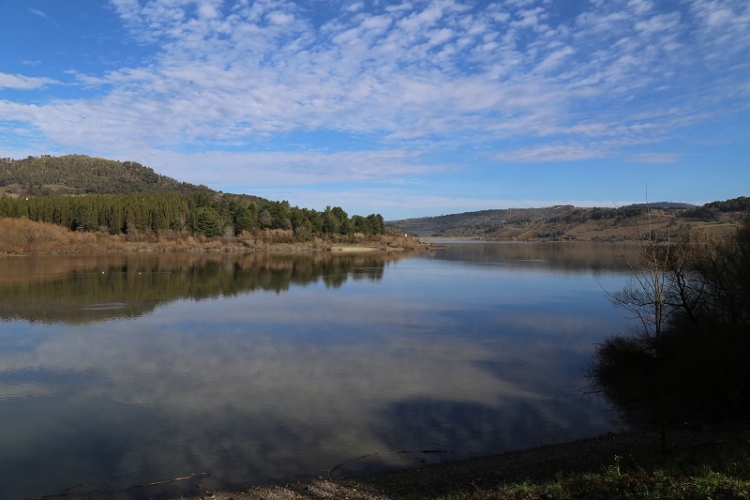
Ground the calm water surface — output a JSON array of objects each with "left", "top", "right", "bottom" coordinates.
[{"left": 0, "top": 243, "right": 637, "bottom": 499}]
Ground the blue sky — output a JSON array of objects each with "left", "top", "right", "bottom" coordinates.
[{"left": 0, "top": 0, "right": 748, "bottom": 219}]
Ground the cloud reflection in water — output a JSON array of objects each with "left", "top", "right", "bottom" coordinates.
[{"left": 0, "top": 246, "right": 631, "bottom": 498}]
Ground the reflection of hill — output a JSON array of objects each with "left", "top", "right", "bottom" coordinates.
[
  {"left": 434, "top": 242, "right": 642, "bottom": 273},
  {"left": 0, "top": 252, "right": 405, "bottom": 324}
]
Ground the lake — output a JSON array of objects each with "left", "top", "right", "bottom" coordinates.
[{"left": 0, "top": 243, "right": 639, "bottom": 499}]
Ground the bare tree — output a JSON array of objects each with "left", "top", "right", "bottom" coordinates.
[
  {"left": 607, "top": 238, "right": 672, "bottom": 455},
  {"left": 592, "top": 216, "right": 750, "bottom": 455},
  {"left": 222, "top": 224, "right": 235, "bottom": 241}
]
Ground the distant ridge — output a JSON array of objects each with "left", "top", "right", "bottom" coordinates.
[
  {"left": 622, "top": 202, "right": 697, "bottom": 209},
  {"left": 390, "top": 198, "right": 748, "bottom": 241}
]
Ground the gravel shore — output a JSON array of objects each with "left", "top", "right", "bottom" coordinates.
[{"left": 173, "top": 426, "right": 748, "bottom": 500}]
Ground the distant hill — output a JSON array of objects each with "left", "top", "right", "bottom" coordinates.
[
  {"left": 0, "top": 155, "right": 209, "bottom": 197},
  {"left": 391, "top": 206, "right": 573, "bottom": 237},
  {"left": 391, "top": 198, "right": 748, "bottom": 242}
]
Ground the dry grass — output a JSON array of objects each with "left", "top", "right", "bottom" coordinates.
[
  {"left": 0, "top": 217, "right": 424, "bottom": 255},
  {"left": 0, "top": 217, "right": 100, "bottom": 254}
]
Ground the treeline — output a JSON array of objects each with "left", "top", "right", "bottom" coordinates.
[
  {"left": 550, "top": 205, "right": 648, "bottom": 224},
  {"left": 0, "top": 155, "right": 205, "bottom": 195},
  {"left": 684, "top": 196, "right": 750, "bottom": 221},
  {"left": 0, "top": 192, "right": 386, "bottom": 238}
]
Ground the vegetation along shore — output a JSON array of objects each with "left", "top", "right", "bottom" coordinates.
[{"left": 0, "top": 216, "right": 426, "bottom": 255}]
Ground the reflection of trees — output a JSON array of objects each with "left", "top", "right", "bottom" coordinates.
[
  {"left": 0, "top": 252, "right": 402, "bottom": 324},
  {"left": 591, "top": 322, "right": 750, "bottom": 427},
  {"left": 589, "top": 222, "right": 750, "bottom": 431}
]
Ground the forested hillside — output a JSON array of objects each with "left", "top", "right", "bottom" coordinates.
[
  {"left": 0, "top": 155, "right": 205, "bottom": 196},
  {"left": 0, "top": 191, "right": 385, "bottom": 238},
  {"left": 0, "top": 155, "right": 386, "bottom": 240},
  {"left": 393, "top": 198, "right": 749, "bottom": 241}
]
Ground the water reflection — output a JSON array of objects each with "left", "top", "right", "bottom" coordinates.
[
  {"left": 0, "top": 245, "right": 631, "bottom": 499},
  {"left": 0, "top": 252, "right": 401, "bottom": 324},
  {"left": 434, "top": 241, "right": 641, "bottom": 274}
]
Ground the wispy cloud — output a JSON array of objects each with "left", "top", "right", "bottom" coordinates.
[
  {"left": 27, "top": 7, "right": 61, "bottom": 30},
  {"left": 688, "top": 0, "right": 750, "bottom": 60},
  {"left": 11, "top": 1, "right": 746, "bottom": 147},
  {"left": 28, "top": 8, "right": 49, "bottom": 20},
  {"left": 141, "top": 149, "right": 458, "bottom": 187},
  {"left": 494, "top": 143, "right": 607, "bottom": 163},
  {"left": 0, "top": 0, "right": 748, "bottom": 213}
]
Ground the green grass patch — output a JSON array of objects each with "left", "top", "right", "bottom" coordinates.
[{"left": 414, "top": 439, "right": 750, "bottom": 500}]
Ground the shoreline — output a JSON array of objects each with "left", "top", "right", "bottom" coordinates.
[
  {"left": 0, "top": 217, "right": 432, "bottom": 256},
  {"left": 169, "top": 425, "right": 748, "bottom": 500}
]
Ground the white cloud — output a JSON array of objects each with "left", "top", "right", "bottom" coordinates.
[
  {"left": 628, "top": 0, "right": 653, "bottom": 15},
  {"left": 634, "top": 11, "right": 680, "bottom": 34},
  {"left": 511, "top": 6, "right": 547, "bottom": 30},
  {"left": 534, "top": 46, "right": 575, "bottom": 74},
  {"left": 0, "top": 72, "right": 58, "bottom": 90},
  {"left": 345, "top": 2, "right": 364, "bottom": 13},
  {"left": 688, "top": 0, "right": 750, "bottom": 60},
  {"left": 1, "top": 0, "right": 748, "bottom": 202}
]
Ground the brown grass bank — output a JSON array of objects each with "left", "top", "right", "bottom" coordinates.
[{"left": 0, "top": 218, "right": 429, "bottom": 255}]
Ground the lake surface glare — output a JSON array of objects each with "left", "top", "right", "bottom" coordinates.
[{"left": 0, "top": 243, "right": 638, "bottom": 499}]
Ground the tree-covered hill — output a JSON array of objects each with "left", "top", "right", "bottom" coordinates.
[
  {"left": 0, "top": 155, "right": 386, "bottom": 241},
  {"left": 0, "top": 154, "right": 208, "bottom": 196}
]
